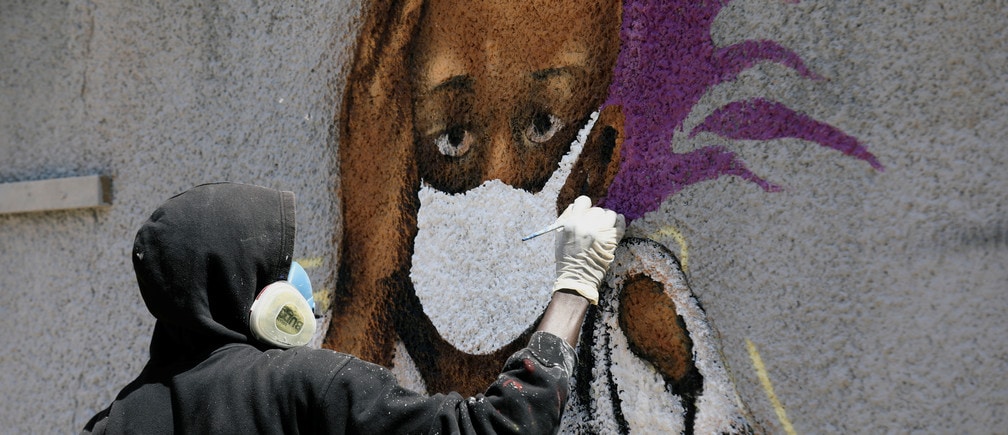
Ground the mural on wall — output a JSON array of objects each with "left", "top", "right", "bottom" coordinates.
[{"left": 324, "top": 0, "right": 882, "bottom": 432}]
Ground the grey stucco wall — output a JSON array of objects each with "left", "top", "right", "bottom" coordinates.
[
  {"left": 1, "top": 0, "right": 1005, "bottom": 433},
  {"left": 1, "top": 0, "right": 360, "bottom": 431},
  {"left": 637, "top": 2, "right": 1008, "bottom": 432}
]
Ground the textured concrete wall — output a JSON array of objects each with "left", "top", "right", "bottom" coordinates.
[
  {"left": 1, "top": 0, "right": 1005, "bottom": 433},
  {"left": 648, "top": 2, "right": 1007, "bottom": 432},
  {"left": 0, "top": 0, "right": 361, "bottom": 431}
]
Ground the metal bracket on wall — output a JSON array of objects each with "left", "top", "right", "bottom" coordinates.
[{"left": 0, "top": 175, "right": 112, "bottom": 214}]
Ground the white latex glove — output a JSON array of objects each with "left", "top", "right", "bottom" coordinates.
[{"left": 552, "top": 196, "right": 626, "bottom": 304}]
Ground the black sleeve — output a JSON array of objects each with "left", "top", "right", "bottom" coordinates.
[{"left": 318, "top": 331, "right": 577, "bottom": 434}]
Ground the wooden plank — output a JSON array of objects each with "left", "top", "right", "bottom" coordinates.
[{"left": 0, "top": 175, "right": 112, "bottom": 214}]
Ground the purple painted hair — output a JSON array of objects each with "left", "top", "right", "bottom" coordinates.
[{"left": 600, "top": 0, "right": 882, "bottom": 220}]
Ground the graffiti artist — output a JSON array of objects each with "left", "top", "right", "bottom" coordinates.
[{"left": 81, "top": 183, "right": 624, "bottom": 433}]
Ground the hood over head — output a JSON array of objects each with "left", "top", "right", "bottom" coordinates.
[{"left": 132, "top": 182, "right": 296, "bottom": 359}]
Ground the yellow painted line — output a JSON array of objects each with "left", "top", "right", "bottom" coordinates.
[
  {"left": 312, "top": 287, "right": 332, "bottom": 312},
  {"left": 295, "top": 257, "right": 324, "bottom": 269},
  {"left": 646, "top": 226, "right": 689, "bottom": 272},
  {"left": 746, "top": 339, "right": 797, "bottom": 435}
]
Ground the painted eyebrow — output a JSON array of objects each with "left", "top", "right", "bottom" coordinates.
[
  {"left": 531, "top": 66, "right": 580, "bottom": 81},
  {"left": 430, "top": 74, "right": 475, "bottom": 93}
]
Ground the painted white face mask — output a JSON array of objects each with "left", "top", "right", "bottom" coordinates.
[{"left": 411, "top": 113, "right": 597, "bottom": 353}]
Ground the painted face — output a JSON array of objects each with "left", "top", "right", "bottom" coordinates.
[
  {"left": 412, "top": 115, "right": 595, "bottom": 353},
  {"left": 408, "top": 0, "right": 620, "bottom": 352},
  {"left": 410, "top": 0, "right": 620, "bottom": 194}
]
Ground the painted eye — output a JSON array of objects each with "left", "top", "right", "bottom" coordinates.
[
  {"left": 434, "top": 125, "right": 475, "bottom": 157},
  {"left": 525, "top": 112, "right": 564, "bottom": 144}
]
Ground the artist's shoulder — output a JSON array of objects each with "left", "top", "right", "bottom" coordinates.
[
  {"left": 210, "top": 343, "right": 358, "bottom": 382},
  {"left": 269, "top": 345, "right": 357, "bottom": 371}
]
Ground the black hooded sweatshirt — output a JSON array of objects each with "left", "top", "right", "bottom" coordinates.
[{"left": 82, "top": 183, "right": 576, "bottom": 434}]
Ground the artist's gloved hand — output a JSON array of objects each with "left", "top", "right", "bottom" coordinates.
[{"left": 552, "top": 196, "right": 626, "bottom": 304}]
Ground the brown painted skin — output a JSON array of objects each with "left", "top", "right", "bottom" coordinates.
[
  {"left": 410, "top": 0, "right": 619, "bottom": 195},
  {"left": 619, "top": 275, "right": 701, "bottom": 390},
  {"left": 326, "top": 0, "right": 697, "bottom": 397}
]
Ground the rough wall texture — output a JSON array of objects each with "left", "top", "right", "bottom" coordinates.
[
  {"left": 0, "top": 0, "right": 360, "bottom": 431},
  {"left": 1, "top": 0, "right": 1005, "bottom": 433}
]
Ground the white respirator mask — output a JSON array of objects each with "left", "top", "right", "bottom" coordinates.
[
  {"left": 249, "top": 260, "right": 317, "bottom": 348},
  {"left": 411, "top": 113, "right": 597, "bottom": 352}
]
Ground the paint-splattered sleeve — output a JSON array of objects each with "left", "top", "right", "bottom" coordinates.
[
  {"left": 318, "top": 331, "right": 576, "bottom": 434},
  {"left": 442, "top": 331, "right": 576, "bottom": 434}
]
